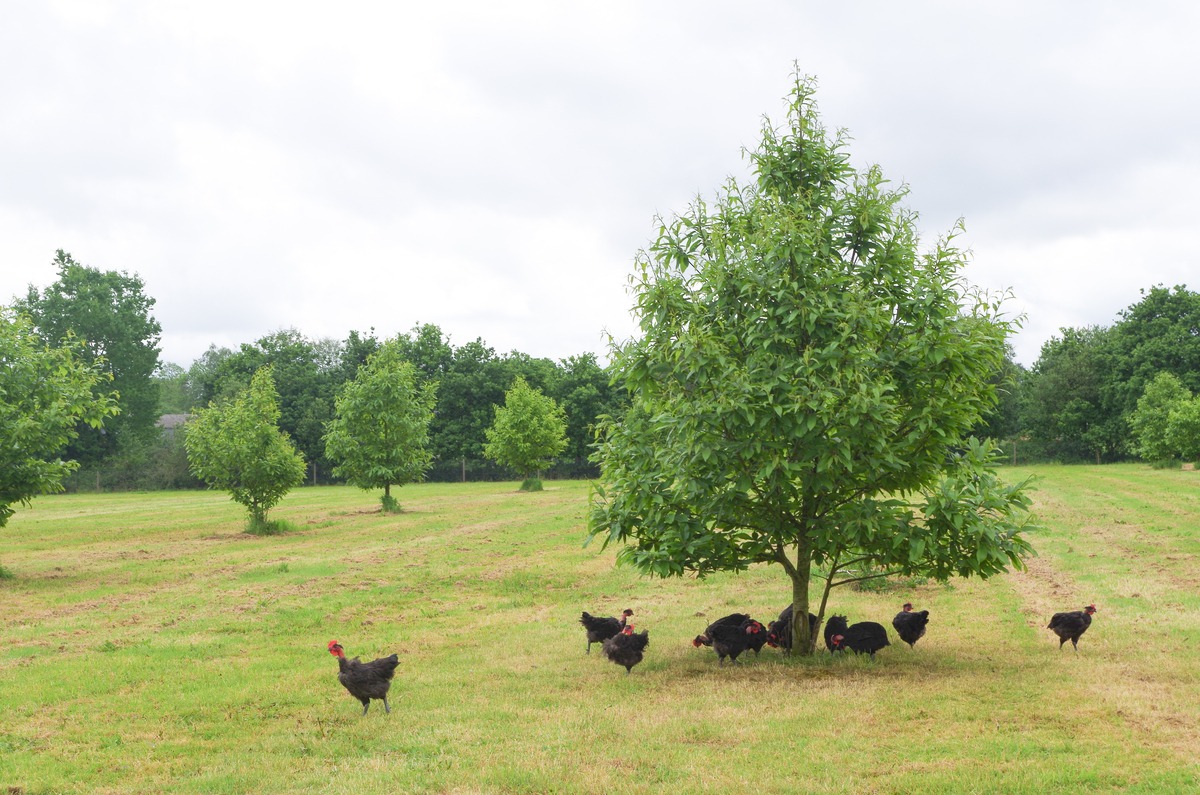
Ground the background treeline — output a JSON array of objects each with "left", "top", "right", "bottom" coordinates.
[
  {"left": 106, "top": 324, "right": 624, "bottom": 490},
  {"left": 13, "top": 253, "right": 1200, "bottom": 491},
  {"left": 985, "top": 284, "right": 1200, "bottom": 465}
]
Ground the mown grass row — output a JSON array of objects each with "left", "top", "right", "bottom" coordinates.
[{"left": 1, "top": 467, "right": 1197, "bottom": 793}]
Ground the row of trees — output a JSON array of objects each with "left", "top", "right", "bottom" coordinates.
[
  {"left": 183, "top": 348, "right": 571, "bottom": 530},
  {"left": 1, "top": 314, "right": 570, "bottom": 567},
  {"left": 166, "top": 326, "right": 617, "bottom": 486}
]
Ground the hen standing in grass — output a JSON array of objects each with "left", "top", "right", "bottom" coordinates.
[
  {"left": 602, "top": 624, "right": 650, "bottom": 674},
  {"left": 1047, "top": 604, "right": 1097, "bottom": 651},
  {"left": 327, "top": 640, "right": 400, "bottom": 715},
  {"left": 580, "top": 608, "right": 633, "bottom": 654},
  {"left": 892, "top": 603, "right": 930, "bottom": 649},
  {"left": 825, "top": 615, "right": 890, "bottom": 659},
  {"left": 692, "top": 614, "right": 765, "bottom": 665}
]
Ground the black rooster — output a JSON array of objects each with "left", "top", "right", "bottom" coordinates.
[
  {"left": 692, "top": 614, "right": 765, "bottom": 665},
  {"left": 602, "top": 625, "right": 650, "bottom": 674},
  {"left": 826, "top": 616, "right": 890, "bottom": 659},
  {"left": 765, "top": 605, "right": 819, "bottom": 653},
  {"left": 1047, "top": 604, "right": 1097, "bottom": 651},
  {"left": 327, "top": 640, "right": 400, "bottom": 715},
  {"left": 580, "top": 608, "right": 633, "bottom": 654},
  {"left": 892, "top": 603, "right": 930, "bottom": 649}
]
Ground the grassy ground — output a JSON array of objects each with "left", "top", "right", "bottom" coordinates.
[{"left": 1, "top": 465, "right": 1197, "bottom": 794}]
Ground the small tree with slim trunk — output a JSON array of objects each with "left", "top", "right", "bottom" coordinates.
[
  {"left": 323, "top": 340, "right": 437, "bottom": 512},
  {"left": 484, "top": 376, "right": 568, "bottom": 491},
  {"left": 185, "top": 366, "right": 306, "bottom": 532},
  {"left": 588, "top": 72, "right": 1038, "bottom": 656}
]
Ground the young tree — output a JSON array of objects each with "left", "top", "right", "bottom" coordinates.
[
  {"left": 324, "top": 340, "right": 438, "bottom": 512},
  {"left": 0, "top": 309, "right": 119, "bottom": 536},
  {"left": 587, "top": 73, "right": 1038, "bottom": 656},
  {"left": 184, "top": 367, "right": 306, "bottom": 530},
  {"left": 16, "top": 250, "right": 162, "bottom": 462},
  {"left": 483, "top": 376, "right": 568, "bottom": 491},
  {"left": 1129, "top": 372, "right": 1192, "bottom": 463}
]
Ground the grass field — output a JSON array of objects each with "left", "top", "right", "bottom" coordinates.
[{"left": 1, "top": 465, "right": 1198, "bottom": 794}]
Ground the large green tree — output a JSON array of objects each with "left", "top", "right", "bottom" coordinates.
[
  {"left": 324, "top": 340, "right": 438, "bottom": 512},
  {"left": 587, "top": 74, "right": 1037, "bottom": 656},
  {"left": 1021, "top": 326, "right": 1119, "bottom": 463},
  {"left": 483, "top": 376, "right": 568, "bottom": 490},
  {"left": 16, "top": 250, "right": 162, "bottom": 462},
  {"left": 184, "top": 367, "right": 306, "bottom": 529},
  {"left": 0, "top": 309, "right": 119, "bottom": 535}
]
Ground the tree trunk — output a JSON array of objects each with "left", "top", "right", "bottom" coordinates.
[
  {"left": 789, "top": 539, "right": 815, "bottom": 655},
  {"left": 384, "top": 483, "right": 391, "bottom": 498}
]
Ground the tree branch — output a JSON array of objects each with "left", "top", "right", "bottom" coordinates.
[{"left": 830, "top": 569, "right": 899, "bottom": 588}]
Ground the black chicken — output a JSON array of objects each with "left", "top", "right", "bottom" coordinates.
[
  {"left": 327, "top": 640, "right": 400, "bottom": 715},
  {"left": 580, "top": 608, "right": 633, "bottom": 654},
  {"left": 692, "top": 614, "right": 765, "bottom": 665},
  {"left": 602, "top": 624, "right": 650, "bottom": 674},
  {"left": 765, "top": 605, "right": 819, "bottom": 653},
  {"left": 892, "top": 603, "right": 930, "bottom": 649},
  {"left": 823, "top": 614, "right": 846, "bottom": 652},
  {"left": 825, "top": 616, "right": 890, "bottom": 659},
  {"left": 1047, "top": 604, "right": 1097, "bottom": 651}
]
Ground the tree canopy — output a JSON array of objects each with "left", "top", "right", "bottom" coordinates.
[
  {"left": 1128, "top": 372, "right": 1191, "bottom": 463},
  {"left": 15, "top": 250, "right": 162, "bottom": 463},
  {"left": 324, "top": 339, "right": 438, "bottom": 511},
  {"left": 588, "top": 73, "right": 1038, "bottom": 655},
  {"left": 0, "top": 308, "right": 119, "bottom": 531}
]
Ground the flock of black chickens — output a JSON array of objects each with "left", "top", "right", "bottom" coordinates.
[
  {"left": 326, "top": 603, "right": 1098, "bottom": 712},
  {"left": 579, "top": 601, "right": 1098, "bottom": 676}
]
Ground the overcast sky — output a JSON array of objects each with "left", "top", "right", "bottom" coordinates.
[{"left": 3, "top": 2, "right": 1197, "bottom": 369}]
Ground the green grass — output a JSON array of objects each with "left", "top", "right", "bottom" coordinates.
[{"left": 1, "top": 468, "right": 1198, "bottom": 793}]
